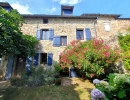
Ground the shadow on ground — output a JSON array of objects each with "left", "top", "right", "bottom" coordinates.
[{"left": 0, "top": 78, "right": 94, "bottom": 100}]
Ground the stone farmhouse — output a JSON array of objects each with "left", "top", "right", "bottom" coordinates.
[{"left": 0, "top": 2, "right": 130, "bottom": 79}]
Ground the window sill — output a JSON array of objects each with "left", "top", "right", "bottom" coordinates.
[
  {"left": 39, "top": 40, "right": 52, "bottom": 41},
  {"left": 60, "top": 46, "right": 67, "bottom": 47}
]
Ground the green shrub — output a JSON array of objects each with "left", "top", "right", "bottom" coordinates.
[
  {"left": 54, "top": 62, "right": 62, "bottom": 74},
  {"left": 10, "top": 77, "right": 27, "bottom": 87},
  {"left": 10, "top": 66, "right": 55, "bottom": 87},
  {"left": 60, "top": 39, "right": 120, "bottom": 79},
  {"left": 95, "top": 74, "right": 130, "bottom": 100},
  {"left": 118, "top": 34, "right": 130, "bottom": 70}
]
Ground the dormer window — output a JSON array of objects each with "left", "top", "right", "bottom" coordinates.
[
  {"left": 63, "top": 9, "right": 72, "bottom": 15},
  {"left": 61, "top": 5, "right": 74, "bottom": 16}
]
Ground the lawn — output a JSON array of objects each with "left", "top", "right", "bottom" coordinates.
[{"left": 1, "top": 78, "right": 94, "bottom": 100}]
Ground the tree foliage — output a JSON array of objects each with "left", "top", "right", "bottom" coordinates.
[
  {"left": 118, "top": 33, "right": 130, "bottom": 70},
  {"left": 0, "top": 7, "right": 38, "bottom": 56}
]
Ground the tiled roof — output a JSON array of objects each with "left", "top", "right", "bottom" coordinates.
[{"left": 0, "top": 2, "right": 13, "bottom": 9}]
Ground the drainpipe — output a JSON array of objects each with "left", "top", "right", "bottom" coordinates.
[
  {"left": 36, "top": 22, "right": 41, "bottom": 66},
  {"left": 93, "top": 17, "right": 98, "bottom": 38}
]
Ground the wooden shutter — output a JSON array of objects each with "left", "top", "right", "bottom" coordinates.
[
  {"left": 34, "top": 53, "right": 39, "bottom": 66},
  {"left": 76, "top": 31, "right": 80, "bottom": 39},
  {"left": 85, "top": 28, "right": 92, "bottom": 40},
  {"left": 36, "top": 29, "right": 41, "bottom": 40},
  {"left": 53, "top": 36, "right": 61, "bottom": 47},
  {"left": 42, "top": 30, "right": 45, "bottom": 40},
  {"left": 48, "top": 53, "right": 53, "bottom": 66},
  {"left": 49, "top": 28, "right": 54, "bottom": 40},
  {"left": 5, "top": 56, "right": 14, "bottom": 79}
]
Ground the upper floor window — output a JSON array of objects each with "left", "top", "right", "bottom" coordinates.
[
  {"left": 61, "top": 36, "right": 67, "bottom": 46},
  {"left": 76, "top": 29, "right": 84, "bottom": 40},
  {"left": 104, "top": 23, "right": 110, "bottom": 32},
  {"left": 36, "top": 28, "right": 54, "bottom": 40},
  {"left": 42, "top": 29, "right": 50, "bottom": 40},
  {"left": 43, "top": 18, "right": 48, "bottom": 24},
  {"left": 53, "top": 36, "right": 67, "bottom": 47}
]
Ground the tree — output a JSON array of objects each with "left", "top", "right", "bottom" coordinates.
[{"left": 0, "top": 7, "right": 38, "bottom": 57}]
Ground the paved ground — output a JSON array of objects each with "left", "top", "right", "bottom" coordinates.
[{"left": 0, "top": 81, "right": 10, "bottom": 100}]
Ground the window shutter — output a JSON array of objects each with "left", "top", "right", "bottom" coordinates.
[
  {"left": 76, "top": 31, "right": 80, "bottom": 39},
  {"left": 46, "top": 31, "right": 50, "bottom": 40},
  {"left": 85, "top": 28, "right": 92, "bottom": 40},
  {"left": 26, "top": 57, "right": 33, "bottom": 66},
  {"left": 36, "top": 29, "right": 41, "bottom": 40},
  {"left": 49, "top": 28, "right": 54, "bottom": 40},
  {"left": 53, "top": 36, "right": 61, "bottom": 47},
  {"left": 48, "top": 53, "right": 53, "bottom": 65},
  {"left": 34, "top": 53, "right": 39, "bottom": 66},
  {"left": 41, "top": 31, "right": 44, "bottom": 40}
]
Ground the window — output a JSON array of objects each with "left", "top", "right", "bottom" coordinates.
[
  {"left": 53, "top": 36, "right": 67, "bottom": 46},
  {"left": 43, "top": 18, "right": 48, "bottom": 24},
  {"left": 41, "top": 53, "right": 47, "bottom": 64},
  {"left": 40, "top": 53, "right": 53, "bottom": 66},
  {"left": 104, "top": 23, "right": 110, "bottom": 31},
  {"left": 76, "top": 29, "right": 84, "bottom": 40},
  {"left": 63, "top": 9, "right": 72, "bottom": 15},
  {"left": 61, "top": 36, "right": 67, "bottom": 46},
  {"left": 26, "top": 53, "right": 53, "bottom": 66},
  {"left": 36, "top": 28, "right": 54, "bottom": 40},
  {"left": 42, "top": 29, "right": 50, "bottom": 40}
]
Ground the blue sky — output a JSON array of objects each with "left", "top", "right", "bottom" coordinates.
[{"left": 1, "top": 0, "right": 130, "bottom": 18}]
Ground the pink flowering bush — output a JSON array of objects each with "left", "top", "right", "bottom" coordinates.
[{"left": 60, "top": 39, "right": 120, "bottom": 79}]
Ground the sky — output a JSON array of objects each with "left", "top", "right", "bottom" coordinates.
[{"left": 0, "top": 0, "right": 130, "bottom": 18}]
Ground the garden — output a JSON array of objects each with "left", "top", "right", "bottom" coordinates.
[
  {"left": 1, "top": 7, "right": 130, "bottom": 100},
  {"left": 2, "top": 37, "right": 129, "bottom": 100}
]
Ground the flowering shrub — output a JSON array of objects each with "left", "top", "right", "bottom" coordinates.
[
  {"left": 94, "top": 74, "right": 130, "bottom": 100},
  {"left": 60, "top": 39, "right": 120, "bottom": 79},
  {"left": 93, "top": 79, "right": 100, "bottom": 85},
  {"left": 91, "top": 89, "right": 105, "bottom": 100}
]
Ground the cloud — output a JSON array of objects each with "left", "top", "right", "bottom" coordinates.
[
  {"left": 11, "top": 2, "right": 32, "bottom": 14},
  {"left": 46, "top": 7, "right": 57, "bottom": 13},
  {"left": 52, "top": 0, "right": 82, "bottom": 5}
]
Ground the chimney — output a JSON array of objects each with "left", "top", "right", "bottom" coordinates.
[{"left": 61, "top": 5, "right": 74, "bottom": 16}]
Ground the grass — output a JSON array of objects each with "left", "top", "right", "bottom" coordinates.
[{"left": 1, "top": 78, "right": 94, "bottom": 100}]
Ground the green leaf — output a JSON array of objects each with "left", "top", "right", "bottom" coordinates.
[{"left": 118, "top": 90, "right": 126, "bottom": 98}]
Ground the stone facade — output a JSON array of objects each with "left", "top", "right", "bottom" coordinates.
[
  {"left": 116, "top": 19, "right": 130, "bottom": 33},
  {"left": 20, "top": 15, "right": 130, "bottom": 69}
]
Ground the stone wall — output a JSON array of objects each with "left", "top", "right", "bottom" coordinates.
[
  {"left": 21, "top": 18, "right": 96, "bottom": 65},
  {"left": 116, "top": 19, "right": 130, "bottom": 33},
  {"left": 21, "top": 17, "right": 129, "bottom": 67}
]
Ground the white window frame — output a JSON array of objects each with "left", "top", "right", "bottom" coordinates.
[{"left": 104, "top": 22, "right": 110, "bottom": 32}]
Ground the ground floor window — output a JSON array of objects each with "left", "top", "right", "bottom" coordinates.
[{"left": 26, "top": 53, "right": 53, "bottom": 67}]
